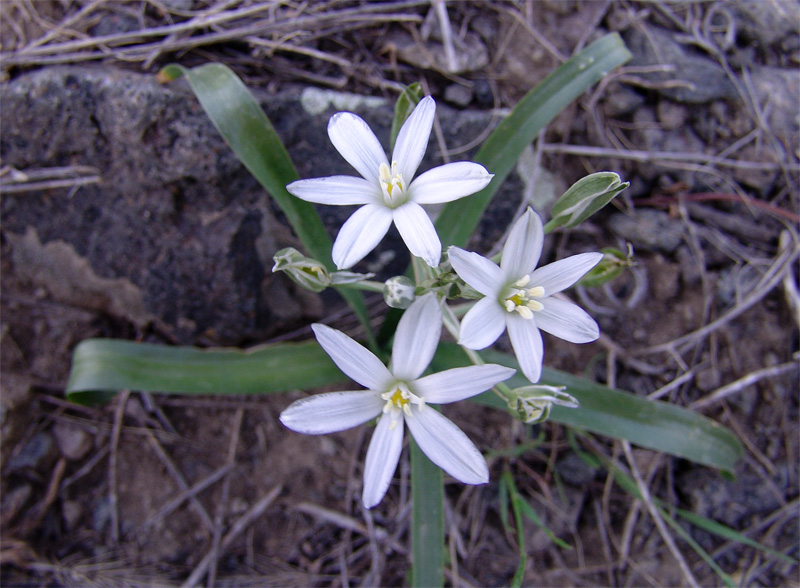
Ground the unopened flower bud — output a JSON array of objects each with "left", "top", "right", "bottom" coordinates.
[
  {"left": 506, "top": 385, "right": 579, "bottom": 424},
  {"left": 383, "top": 276, "right": 416, "bottom": 309},
  {"left": 272, "top": 247, "right": 330, "bottom": 293},
  {"left": 547, "top": 172, "right": 629, "bottom": 230},
  {"left": 578, "top": 244, "right": 634, "bottom": 288}
]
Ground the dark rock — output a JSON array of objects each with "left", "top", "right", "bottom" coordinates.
[
  {"left": 623, "top": 26, "right": 739, "bottom": 104},
  {"left": 473, "top": 79, "right": 494, "bottom": 107},
  {"left": 557, "top": 451, "right": 597, "bottom": 487}
]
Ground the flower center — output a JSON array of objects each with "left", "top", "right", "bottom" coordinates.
[
  {"left": 502, "top": 275, "right": 545, "bottom": 320},
  {"left": 380, "top": 382, "right": 424, "bottom": 428},
  {"left": 379, "top": 161, "right": 406, "bottom": 207}
]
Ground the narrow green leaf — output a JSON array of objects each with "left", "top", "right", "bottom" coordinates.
[
  {"left": 435, "top": 33, "right": 632, "bottom": 249},
  {"left": 411, "top": 437, "right": 444, "bottom": 588},
  {"left": 66, "top": 338, "right": 345, "bottom": 405},
  {"left": 158, "top": 63, "right": 375, "bottom": 347},
  {"left": 517, "top": 499, "right": 572, "bottom": 550},
  {"left": 431, "top": 344, "right": 743, "bottom": 473},
  {"left": 675, "top": 508, "right": 798, "bottom": 565}
]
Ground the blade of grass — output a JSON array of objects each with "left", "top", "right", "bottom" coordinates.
[
  {"left": 66, "top": 338, "right": 345, "bottom": 405},
  {"left": 434, "top": 33, "right": 632, "bottom": 249}
]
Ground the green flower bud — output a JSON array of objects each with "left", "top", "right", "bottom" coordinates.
[
  {"left": 383, "top": 276, "right": 416, "bottom": 309},
  {"left": 546, "top": 172, "right": 629, "bottom": 230},
  {"left": 506, "top": 385, "right": 579, "bottom": 424},
  {"left": 578, "top": 244, "right": 634, "bottom": 288},
  {"left": 272, "top": 247, "right": 330, "bottom": 293}
]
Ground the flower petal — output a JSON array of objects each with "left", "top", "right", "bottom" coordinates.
[
  {"left": 279, "top": 391, "right": 383, "bottom": 434},
  {"left": 392, "top": 202, "right": 441, "bottom": 267},
  {"left": 501, "top": 208, "right": 544, "bottom": 281},
  {"left": 391, "top": 95, "right": 435, "bottom": 182},
  {"left": 413, "top": 364, "right": 516, "bottom": 404},
  {"left": 536, "top": 297, "right": 599, "bottom": 343},
  {"left": 458, "top": 296, "right": 507, "bottom": 349},
  {"left": 312, "top": 323, "right": 393, "bottom": 390},
  {"left": 448, "top": 247, "right": 504, "bottom": 297},
  {"left": 409, "top": 162, "right": 493, "bottom": 204},
  {"left": 405, "top": 407, "right": 488, "bottom": 485},
  {"left": 363, "top": 412, "right": 404, "bottom": 508},
  {"left": 286, "top": 176, "right": 380, "bottom": 205},
  {"left": 328, "top": 112, "right": 388, "bottom": 185},
  {"left": 332, "top": 204, "right": 393, "bottom": 269},
  {"left": 392, "top": 293, "right": 441, "bottom": 381},
  {"left": 530, "top": 252, "right": 603, "bottom": 295},
  {"left": 506, "top": 313, "right": 544, "bottom": 383}
]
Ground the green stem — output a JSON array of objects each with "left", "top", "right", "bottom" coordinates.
[
  {"left": 411, "top": 437, "right": 444, "bottom": 588},
  {"left": 334, "top": 280, "right": 385, "bottom": 293}
]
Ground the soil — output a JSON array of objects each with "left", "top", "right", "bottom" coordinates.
[{"left": 1, "top": 1, "right": 798, "bottom": 587}]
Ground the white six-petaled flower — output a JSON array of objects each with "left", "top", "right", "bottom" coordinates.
[
  {"left": 448, "top": 208, "right": 603, "bottom": 384},
  {"left": 286, "top": 96, "right": 494, "bottom": 269},
  {"left": 279, "top": 293, "right": 515, "bottom": 508}
]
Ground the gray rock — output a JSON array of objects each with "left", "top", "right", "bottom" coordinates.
[
  {"left": 729, "top": 0, "right": 800, "bottom": 47},
  {"left": 8, "top": 431, "right": 53, "bottom": 470},
  {"left": 444, "top": 83, "right": 473, "bottom": 107},
  {"left": 52, "top": 422, "right": 92, "bottom": 461},
  {"left": 607, "top": 209, "right": 685, "bottom": 253},
  {"left": 623, "top": 26, "right": 738, "bottom": 104}
]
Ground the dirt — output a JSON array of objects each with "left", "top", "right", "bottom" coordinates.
[{"left": 1, "top": 1, "right": 799, "bottom": 587}]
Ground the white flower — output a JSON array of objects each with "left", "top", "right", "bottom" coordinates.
[
  {"left": 279, "top": 293, "right": 515, "bottom": 508},
  {"left": 448, "top": 208, "right": 603, "bottom": 383},
  {"left": 286, "top": 96, "right": 493, "bottom": 269}
]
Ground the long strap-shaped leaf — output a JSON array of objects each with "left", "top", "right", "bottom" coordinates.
[
  {"left": 67, "top": 338, "right": 742, "bottom": 474},
  {"left": 159, "top": 63, "right": 375, "bottom": 347},
  {"left": 434, "top": 33, "right": 632, "bottom": 249},
  {"left": 431, "top": 343, "right": 742, "bottom": 474},
  {"left": 66, "top": 338, "right": 344, "bottom": 405}
]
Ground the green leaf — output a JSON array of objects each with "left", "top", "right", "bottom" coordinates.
[
  {"left": 431, "top": 344, "right": 743, "bottom": 473},
  {"left": 66, "top": 338, "right": 345, "bottom": 405},
  {"left": 158, "top": 63, "right": 375, "bottom": 347},
  {"left": 434, "top": 33, "right": 632, "bottom": 249},
  {"left": 411, "top": 437, "right": 444, "bottom": 588}
]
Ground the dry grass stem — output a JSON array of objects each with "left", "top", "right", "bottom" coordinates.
[
  {"left": 690, "top": 361, "right": 799, "bottom": 410},
  {"left": 181, "top": 485, "right": 282, "bottom": 588}
]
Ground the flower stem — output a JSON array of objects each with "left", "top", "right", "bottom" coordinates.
[{"left": 411, "top": 436, "right": 444, "bottom": 588}]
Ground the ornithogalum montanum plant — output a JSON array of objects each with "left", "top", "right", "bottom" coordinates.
[
  {"left": 449, "top": 208, "right": 603, "bottom": 383},
  {"left": 70, "top": 43, "right": 746, "bottom": 587},
  {"left": 279, "top": 293, "right": 515, "bottom": 508},
  {"left": 286, "top": 96, "right": 494, "bottom": 269}
]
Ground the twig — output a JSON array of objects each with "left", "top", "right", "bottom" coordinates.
[
  {"left": 144, "top": 429, "right": 214, "bottom": 532},
  {"left": 108, "top": 390, "right": 130, "bottom": 545},
  {"left": 181, "top": 485, "right": 282, "bottom": 588},
  {"left": 621, "top": 441, "right": 700, "bottom": 588},
  {"left": 638, "top": 231, "right": 800, "bottom": 355},
  {"left": 540, "top": 143, "right": 800, "bottom": 172},
  {"left": 138, "top": 464, "right": 233, "bottom": 533},
  {"left": 206, "top": 407, "right": 243, "bottom": 588},
  {"left": 690, "top": 361, "right": 799, "bottom": 410},
  {"left": 780, "top": 230, "right": 800, "bottom": 328}
]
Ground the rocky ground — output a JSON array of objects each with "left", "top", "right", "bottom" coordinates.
[{"left": 1, "top": 1, "right": 798, "bottom": 586}]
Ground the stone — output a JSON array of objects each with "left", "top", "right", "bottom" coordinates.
[
  {"left": 623, "top": 26, "right": 738, "bottom": 104},
  {"left": 7, "top": 431, "right": 53, "bottom": 470},
  {"left": 607, "top": 209, "right": 685, "bottom": 254},
  {"left": 52, "top": 422, "right": 92, "bottom": 461},
  {"left": 444, "top": 83, "right": 473, "bottom": 107}
]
